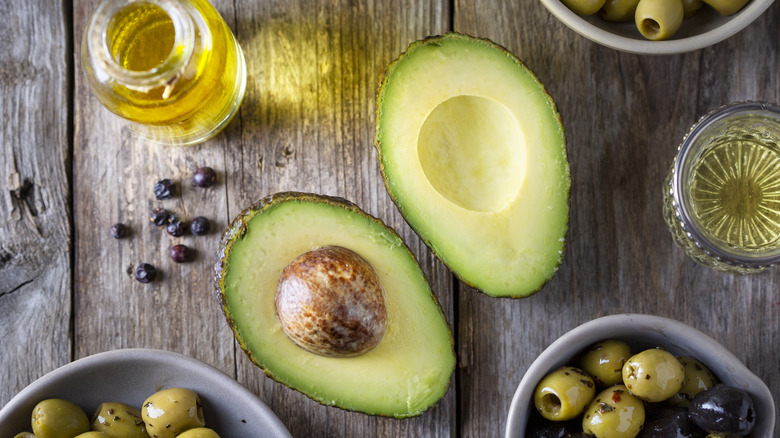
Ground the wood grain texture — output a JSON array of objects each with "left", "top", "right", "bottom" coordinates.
[
  {"left": 455, "top": 1, "right": 780, "bottom": 437},
  {"left": 0, "top": 0, "right": 71, "bottom": 408}
]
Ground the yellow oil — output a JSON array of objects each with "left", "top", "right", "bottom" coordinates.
[
  {"left": 688, "top": 131, "right": 780, "bottom": 251},
  {"left": 99, "top": 0, "right": 245, "bottom": 143}
]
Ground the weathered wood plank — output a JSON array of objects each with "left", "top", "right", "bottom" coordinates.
[
  {"left": 0, "top": 0, "right": 71, "bottom": 408},
  {"left": 455, "top": 1, "right": 780, "bottom": 437},
  {"left": 225, "top": 1, "right": 455, "bottom": 436}
]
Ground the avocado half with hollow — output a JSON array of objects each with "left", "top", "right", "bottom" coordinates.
[
  {"left": 375, "top": 32, "right": 571, "bottom": 298},
  {"left": 214, "top": 192, "right": 455, "bottom": 418}
]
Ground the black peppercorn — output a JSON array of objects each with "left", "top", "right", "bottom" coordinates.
[
  {"left": 170, "top": 244, "right": 192, "bottom": 263},
  {"left": 167, "top": 219, "right": 187, "bottom": 237},
  {"left": 109, "top": 223, "right": 127, "bottom": 239},
  {"left": 150, "top": 208, "right": 169, "bottom": 226},
  {"left": 134, "top": 263, "right": 157, "bottom": 283},
  {"left": 193, "top": 167, "right": 217, "bottom": 188},
  {"left": 190, "top": 216, "right": 211, "bottom": 235},
  {"left": 153, "top": 179, "right": 176, "bottom": 199}
]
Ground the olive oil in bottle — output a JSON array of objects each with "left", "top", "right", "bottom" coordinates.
[
  {"left": 83, "top": 0, "right": 246, "bottom": 145},
  {"left": 663, "top": 102, "right": 780, "bottom": 273}
]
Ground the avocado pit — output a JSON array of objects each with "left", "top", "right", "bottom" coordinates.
[{"left": 275, "top": 246, "right": 388, "bottom": 357}]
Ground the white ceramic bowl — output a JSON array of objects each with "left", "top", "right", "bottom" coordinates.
[
  {"left": 0, "top": 349, "right": 291, "bottom": 437},
  {"left": 505, "top": 313, "right": 776, "bottom": 437},
  {"left": 540, "top": 0, "right": 774, "bottom": 54}
]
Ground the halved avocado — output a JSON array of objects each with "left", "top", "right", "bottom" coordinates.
[
  {"left": 214, "top": 192, "right": 455, "bottom": 418},
  {"left": 375, "top": 32, "right": 570, "bottom": 298}
]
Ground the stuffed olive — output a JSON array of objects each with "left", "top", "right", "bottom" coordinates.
[
  {"left": 176, "top": 428, "right": 221, "bottom": 438},
  {"left": 622, "top": 349, "right": 684, "bottom": 402},
  {"left": 141, "top": 388, "right": 205, "bottom": 438},
  {"left": 579, "top": 339, "right": 632, "bottom": 387},
  {"left": 669, "top": 356, "right": 718, "bottom": 407},
  {"left": 534, "top": 366, "right": 596, "bottom": 421},
  {"left": 31, "top": 398, "right": 90, "bottom": 438},
  {"left": 90, "top": 402, "right": 149, "bottom": 438},
  {"left": 582, "top": 385, "right": 645, "bottom": 438}
]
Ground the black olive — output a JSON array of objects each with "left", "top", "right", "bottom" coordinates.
[
  {"left": 153, "top": 179, "right": 176, "bottom": 200},
  {"left": 525, "top": 409, "right": 581, "bottom": 438},
  {"left": 192, "top": 167, "right": 217, "bottom": 188},
  {"left": 688, "top": 385, "right": 756, "bottom": 435},
  {"left": 109, "top": 223, "right": 127, "bottom": 239},
  {"left": 134, "top": 263, "right": 157, "bottom": 283},
  {"left": 167, "top": 219, "right": 187, "bottom": 237},
  {"left": 169, "top": 244, "right": 192, "bottom": 263},
  {"left": 639, "top": 406, "right": 705, "bottom": 437},
  {"left": 190, "top": 216, "right": 211, "bottom": 235},
  {"left": 149, "top": 208, "right": 169, "bottom": 226}
]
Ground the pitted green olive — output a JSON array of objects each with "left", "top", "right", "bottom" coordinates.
[
  {"left": 599, "top": 0, "right": 641, "bottom": 21},
  {"left": 635, "top": 0, "right": 684, "bottom": 40},
  {"left": 176, "top": 428, "right": 221, "bottom": 438},
  {"left": 31, "top": 399, "right": 90, "bottom": 438},
  {"left": 141, "top": 388, "right": 205, "bottom": 438},
  {"left": 701, "top": 0, "right": 750, "bottom": 14},
  {"left": 533, "top": 366, "right": 596, "bottom": 421},
  {"left": 90, "top": 402, "right": 149, "bottom": 438},
  {"left": 562, "top": 0, "right": 608, "bottom": 15},
  {"left": 582, "top": 385, "right": 645, "bottom": 438},
  {"left": 579, "top": 339, "right": 632, "bottom": 387},
  {"left": 669, "top": 356, "right": 719, "bottom": 407},
  {"left": 681, "top": 0, "right": 704, "bottom": 17},
  {"left": 622, "top": 348, "right": 684, "bottom": 402}
]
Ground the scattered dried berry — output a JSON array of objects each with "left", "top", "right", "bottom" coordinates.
[
  {"left": 109, "top": 223, "right": 127, "bottom": 239},
  {"left": 193, "top": 167, "right": 217, "bottom": 188},
  {"left": 170, "top": 244, "right": 192, "bottom": 263},
  {"left": 190, "top": 216, "right": 211, "bottom": 235},
  {"left": 150, "top": 208, "right": 169, "bottom": 226},
  {"left": 153, "top": 179, "right": 176, "bottom": 200},
  {"left": 134, "top": 263, "right": 157, "bottom": 283},
  {"left": 167, "top": 219, "right": 187, "bottom": 237}
]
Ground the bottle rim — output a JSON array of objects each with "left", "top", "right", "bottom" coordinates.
[
  {"left": 87, "top": 0, "right": 195, "bottom": 89},
  {"left": 671, "top": 101, "right": 780, "bottom": 268}
]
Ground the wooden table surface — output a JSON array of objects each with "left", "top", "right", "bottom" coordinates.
[{"left": 2, "top": 0, "right": 779, "bottom": 436}]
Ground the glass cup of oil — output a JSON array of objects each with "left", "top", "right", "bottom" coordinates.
[
  {"left": 82, "top": 0, "right": 246, "bottom": 146},
  {"left": 663, "top": 102, "right": 780, "bottom": 273}
]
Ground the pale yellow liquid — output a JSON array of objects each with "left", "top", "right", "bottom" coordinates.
[{"left": 98, "top": 0, "right": 245, "bottom": 143}]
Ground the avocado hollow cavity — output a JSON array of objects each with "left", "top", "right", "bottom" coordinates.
[
  {"left": 275, "top": 246, "right": 388, "bottom": 357},
  {"left": 417, "top": 94, "right": 527, "bottom": 212}
]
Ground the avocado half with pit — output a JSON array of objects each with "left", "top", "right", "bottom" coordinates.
[
  {"left": 375, "top": 33, "right": 570, "bottom": 298},
  {"left": 214, "top": 192, "right": 455, "bottom": 418}
]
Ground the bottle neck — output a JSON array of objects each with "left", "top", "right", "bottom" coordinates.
[{"left": 87, "top": 0, "right": 195, "bottom": 92}]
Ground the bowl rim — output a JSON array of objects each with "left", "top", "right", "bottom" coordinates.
[
  {"left": 0, "top": 348, "right": 292, "bottom": 438},
  {"left": 539, "top": 0, "right": 776, "bottom": 54},
  {"left": 504, "top": 313, "right": 776, "bottom": 437}
]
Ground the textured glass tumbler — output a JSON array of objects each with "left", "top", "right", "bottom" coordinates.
[{"left": 663, "top": 102, "right": 780, "bottom": 273}]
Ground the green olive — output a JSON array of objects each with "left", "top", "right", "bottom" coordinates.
[
  {"left": 74, "top": 433, "right": 110, "bottom": 438},
  {"left": 31, "top": 399, "right": 90, "bottom": 438},
  {"left": 579, "top": 339, "right": 632, "bottom": 387},
  {"left": 681, "top": 0, "right": 704, "bottom": 17},
  {"left": 533, "top": 366, "right": 596, "bottom": 421},
  {"left": 622, "top": 349, "right": 684, "bottom": 402},
  {"left": 701, "top": 0, "right": 750, "bottom": 14},
  {"left": 599, "top": 0, "right": 641, "bottom": 21},
  {"left": 563, "top": 0, "right": 608, "bottom": 15},
  {"left": 141, "top": 388, "right": 205, "bottom": 438},
  {"left": 176, "top": 428, "right": 221, "bottom": 438},
  {"left": 582, "top": 385, "right": 645, "bottom": 438},
  {"left": 669, "top": 356, "right": 719, "bottom": 407},
  {"left": 634, "top": 0, "right": 684, "bottom": 41},
  {"left": 14, "top": 433, "right": 38, "bottom": 438},
  {"left": 90, "top": 402, "right": 149, "bottom": 438}
]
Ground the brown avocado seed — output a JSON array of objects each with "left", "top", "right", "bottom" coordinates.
[{"left": 275, "top": 246, "right": 388, "bottom": 357}]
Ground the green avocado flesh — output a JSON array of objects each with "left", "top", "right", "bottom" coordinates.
[
  {"left": 215, "top": 192, "right": 455, "bottom": 418},
  {"left": 375, "top": 33, "right": 570, "bottom": 298}
]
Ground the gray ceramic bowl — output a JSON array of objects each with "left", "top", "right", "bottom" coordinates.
[
  {"left": 505, "top": 313, "right": 775, "bottom": 437},
  {"left": 540, "top": 0, "right": 774, "bottom": 54},
  {"left": 0, "top": 348, "right": 291, "bottom": 437}
]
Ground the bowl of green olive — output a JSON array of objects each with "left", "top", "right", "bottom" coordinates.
[
  {"left": 0, "top": 349, "right": 291, "bottom": 438},
  {"left": 505, "top": 313, "right": 775, "bottom": 437},
  {"left": 540, "top": 0, "right": 773, "bottom": 54}
]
